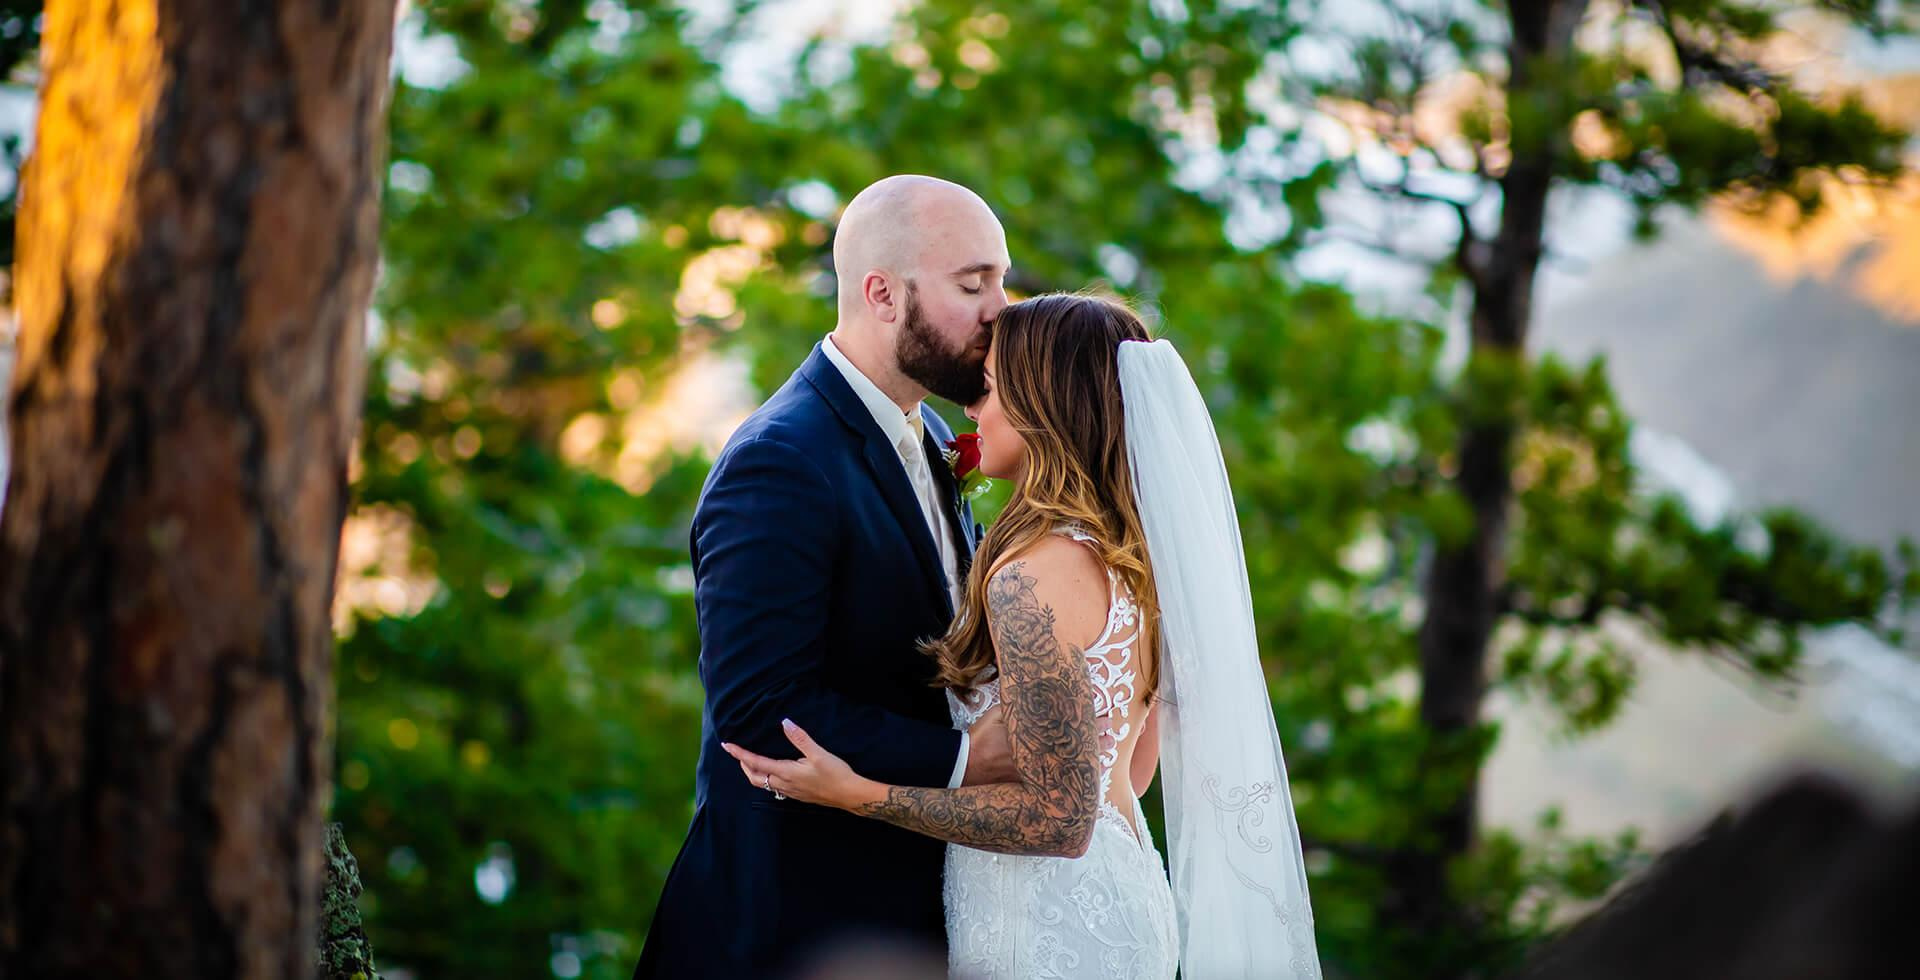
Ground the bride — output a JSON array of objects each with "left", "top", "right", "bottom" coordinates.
[{"left": 723, "top": 292, "right": 1321, "bottom": 978}]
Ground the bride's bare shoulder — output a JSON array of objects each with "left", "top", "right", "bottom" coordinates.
[{"left": 983, "top": 536, "right": 1108, "bottom": 650}]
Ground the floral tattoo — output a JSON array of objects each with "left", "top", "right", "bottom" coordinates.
[{"left": 855, "top": 562, "right": 1100, "bottom": 856}]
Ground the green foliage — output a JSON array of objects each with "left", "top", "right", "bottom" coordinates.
[
  {"left": 336, "top": 4, "right": 750, "bottom": 975},
  {"left": 327, "top": 1, "right": 1919, "bottom": 978}
]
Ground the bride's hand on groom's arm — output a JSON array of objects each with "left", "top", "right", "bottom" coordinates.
[
  {"left": 722, "top": 719, "right": 886, "bottom": 811},
  {"left": 724, "top": 702, "right": 1021, "bottom": 808}
]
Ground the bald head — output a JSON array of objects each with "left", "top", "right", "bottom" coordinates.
[
  {"left": 825, "top": 175, "right": 1010, "bottom": 408},
  {"left": 833, "top": 175, "right": 1007, "bottom": 322}
]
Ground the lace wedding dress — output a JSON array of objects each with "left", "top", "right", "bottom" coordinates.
[{"left": 941, "top": 528, "right": 1179, "bottom": 979}]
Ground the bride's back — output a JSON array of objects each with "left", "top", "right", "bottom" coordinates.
[
  {"left": 969, "top": 526, "right": 1158, "bottom": 838},
  {"left": 1051, "top": 526, "right": 1155, "bottom": 828}
]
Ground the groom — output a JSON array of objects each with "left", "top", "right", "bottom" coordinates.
[{"left": 634, "top": 176, "right": 1018, "bottom": 978}]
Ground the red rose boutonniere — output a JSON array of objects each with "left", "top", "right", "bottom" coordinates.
[{"left": 943, "top": 432, "right": 992, "bottom": 500}]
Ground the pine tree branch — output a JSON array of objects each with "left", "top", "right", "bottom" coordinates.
[{"left": 1629, "top": 0, "right": 1784, "bottom": 92}]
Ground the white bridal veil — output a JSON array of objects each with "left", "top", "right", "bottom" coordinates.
[{"left": 1118, "top": 339, "right": 1322, "bottom": 978}]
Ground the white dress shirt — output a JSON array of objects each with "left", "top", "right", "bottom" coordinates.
[{"left": 821, "top": 336, "right": 971, "bottom": 788}]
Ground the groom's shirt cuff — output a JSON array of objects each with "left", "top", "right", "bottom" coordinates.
[{"left": 947, "top": 731, "right": 971, "bottom": 789}]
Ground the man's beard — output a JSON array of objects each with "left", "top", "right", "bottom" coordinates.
[{"left": 896, "top": 282, "right": 987, "bottom": 405}]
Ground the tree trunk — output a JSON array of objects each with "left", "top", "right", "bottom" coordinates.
[
  {"left": 0, "top": 2, "right": 395, "bottom": 977},
  {"left": 1386, "top": 0, "right": 1589, "bottom": 959}
]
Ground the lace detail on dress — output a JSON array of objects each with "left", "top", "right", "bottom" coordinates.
[
  {"left": 946, "top": 681, "right": 1000, "bottom": 731},
  {"left": 942, "top": 527, "right": 1177, "bottom": 978},
  {"left": 1059, "top": 526, "right": 1147, "bottom": 846}
]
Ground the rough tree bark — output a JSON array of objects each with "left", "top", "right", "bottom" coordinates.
[
  {"left": 0, "top": 1, "right": 396, "bottom": 977},
  {"left": 1387, "top": 0, "right": 1592, "bottom": 951}
]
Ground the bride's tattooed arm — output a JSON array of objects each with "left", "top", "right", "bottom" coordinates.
[{"left": 851, "top": 561, "right": 1101, "bottom": 857}]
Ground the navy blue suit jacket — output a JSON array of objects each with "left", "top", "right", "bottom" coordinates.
[{"left": 635, "top": 342, "right": 981, "bottom": 979}]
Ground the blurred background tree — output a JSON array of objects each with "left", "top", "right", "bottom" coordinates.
[
  {"left": 313, "top": 1, "right": 1919, "bottom": 978},
  {"left": 1276, "top": 2, "right": 1916, "bottom": 972}
]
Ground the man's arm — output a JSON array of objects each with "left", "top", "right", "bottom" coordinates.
[{"left": 696, "top": 435, "right": 960, "bottom": 788}]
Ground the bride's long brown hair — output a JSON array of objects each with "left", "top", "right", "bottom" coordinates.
[{"left": 925, "top": 292, "right": 1161, "bottom": 704}]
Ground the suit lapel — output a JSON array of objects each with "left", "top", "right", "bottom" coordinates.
[
  {"left": 860, "top": 438, "right": 952, "bottom": 612},
  {"left": 800, "top": 345, "right": 954, "bottom": 615}
]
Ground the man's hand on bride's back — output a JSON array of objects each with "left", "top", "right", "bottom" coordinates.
[{"left": 962, "top": 703, "right": 1018, "bottom": 785}]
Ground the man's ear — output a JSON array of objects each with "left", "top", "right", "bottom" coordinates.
[{"left": 864, "top": 271, "right": 899, "bottom": 324}]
